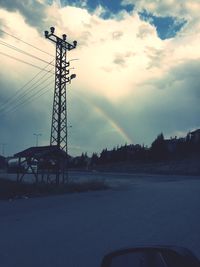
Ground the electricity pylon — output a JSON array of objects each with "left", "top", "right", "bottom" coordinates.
[{"left": 44, "top": 27, "right": 77, "bottom": 152}]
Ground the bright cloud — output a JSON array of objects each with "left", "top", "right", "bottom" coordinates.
[
  {"left": 122, "top": 0, "right": 200, "bottom": 18},
  {"left": 46, "top": 5, "right": 163, "bottom": 100}
]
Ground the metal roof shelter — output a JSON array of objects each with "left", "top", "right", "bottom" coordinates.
[{"left": 14, "top": 145, "right": 68, "bottom": 184}]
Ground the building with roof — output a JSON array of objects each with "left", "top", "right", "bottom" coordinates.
[
  {"left": 189, "top": 129, "right": 200, "bottom": 144},
  {"left": 14, "top": 145, "right": 69, "bottom": 184}
]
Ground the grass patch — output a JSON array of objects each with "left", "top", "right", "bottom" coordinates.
[{"left": 0, "top": 178, "right": 110, "bottom": 200}]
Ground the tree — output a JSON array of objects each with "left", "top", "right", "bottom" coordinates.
[
  {"left": 90, "top": 153, "right": 99, "bottom": 166},
  {"left": 151, "top": 133, "right": 168, "bottom": 160},
  {"left": 99, "top": 149, "right": 108, "bottom": 164}
]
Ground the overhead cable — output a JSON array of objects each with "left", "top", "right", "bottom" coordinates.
[
  {"left": 0, "top": 39, "right": 55, "bottom": 66},
  {"left": 0, "top": 29, "right": 54, "bottom": 57},
  {"left": 0, "top": 51, "right": 54, "bottom": 73},
  {"left": 0, "top": 60, "right": 54, "bottom": 112}
]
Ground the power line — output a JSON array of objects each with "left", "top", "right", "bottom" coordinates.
[
  {"left": 0, "top": 51, "right": 55, "bottom": 73},
  {"left": 0, "top": 39, "right": 55, "bottom": 66},
  {"left": 2, "top": 74, "right": 54, "bottom": 114},
  {"left": 2, "top": 64, "right": 78, "bottom": 116},
  {"left": 0, "top": 29, "right": 54, "bottom": 57},
  {"left": 0, "top": 60, "right": 54, "bottom": 112},
  {"left": 9, "top": 80, "right": 53, "bottom": 114},
  {"left": 0, "top": 57, "right": 77, "bottom": 117},
  {"left": 0, "top": 71, "right": 54, "bottom": 113},
  {"left": 12, "top": 71, "right": 54, "bottom": 105},
  {"left": 0, "top": 29, "right": 78, "bottom": 138},
  {"left": 1, "top": 79, "right": 54, "bottom": 116}
]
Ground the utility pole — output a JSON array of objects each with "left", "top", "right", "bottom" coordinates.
[
  {"left": 33, "top": 133, "right": 42, "bottom": 147},
  {"left": 44, "top": 27, "right": 77, "bottom": 183},
  {"left": 44, "top": 27, "right": 77, "bottom": 152}
]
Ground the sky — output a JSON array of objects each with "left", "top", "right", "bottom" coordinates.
[{"left": 0, "top": 0, "right": 200, "bottom": 157}]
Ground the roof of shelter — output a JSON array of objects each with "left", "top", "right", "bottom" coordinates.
[{"left": 14, "top": 145, "right": 68, "bottom": 159}]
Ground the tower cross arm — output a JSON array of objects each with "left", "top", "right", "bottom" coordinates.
[{"left": 44, "top": 27, "right": 77, "bottom": 51}]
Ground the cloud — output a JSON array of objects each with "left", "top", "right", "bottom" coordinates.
[
  {"left": 145, "top": 46, "right": 166, "bottom": 69},
  {"left": 122, "top": 0, "right": 200, "bottom": 18},
  {"left": 112, "top": 31, "right": 123, "bottom": 40},
  {"left": 113, "top": 51, "right": 135, "bottom": 67},
  {"left": 137, "top": 23, "right": 155, "bottom": 38},
  {"left": 0, "top": 18, "right": 5, "bottom": 36},
  {"left": 123, "top": 58, "right": 200, "bottom": 144},
  {"left": 50, "top": 8, "right": 161, "bottom": 100},
  {"left": 0, "top": 1, "right": 200, "bottom": 155},
  {"left": 0, "top": 72, "right": 52, "bottom": 155},
  {"left": 168, "top": 60, "right": 200, "bottom": 98},
  {"left": 121, "top": 0, "right": 200, "bottom": 35},
  {"left": 0, "top": 0, "right": 48, "bottom": 31}
]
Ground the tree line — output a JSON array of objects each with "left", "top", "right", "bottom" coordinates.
[{"left": 69, "top": 130, "right": 200, "bottom": 169}]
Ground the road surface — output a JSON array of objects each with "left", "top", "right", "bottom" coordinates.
[{"left": 0, "top": 172, "right": 200, "bottom": 267}]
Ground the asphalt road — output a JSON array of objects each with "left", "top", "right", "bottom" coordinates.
[
  {"left": 1, "top": 169, "right": 198, "bottom": 186},
  {"left": 0, "top": 172, "right": 200, "bottom": 267}
]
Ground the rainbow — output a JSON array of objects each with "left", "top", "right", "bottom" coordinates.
[
  {"left": 71, "top": 90, "right": 133, "bottom": 144},
  {"left": 92, "top": 105, "right": 133, "bottom": 144}
]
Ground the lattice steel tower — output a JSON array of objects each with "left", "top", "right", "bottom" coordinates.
[{"left": 44, "top": 27, "right": 77, "bottom": 152}]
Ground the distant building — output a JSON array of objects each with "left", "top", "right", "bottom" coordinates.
[
  {"left": 164, "top": 137, "right": 185, "bottom": 153},
  {"left": 164, "top": 138, "right": 178, "bottom": 153},
  {"left": 189, "top": 129, "right": 200, "bottom": 144},
  {"left": 0, "top": 155, "right": 6, "bottom": 169}
]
